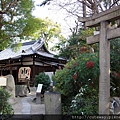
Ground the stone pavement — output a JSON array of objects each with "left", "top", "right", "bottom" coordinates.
[{"left": 11, "top": 87, "right": 45, "bottom": 115}]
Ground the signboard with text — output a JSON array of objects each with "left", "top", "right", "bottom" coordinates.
[{"left": 0, "top": 77, "right": 7, "bottom": 86}]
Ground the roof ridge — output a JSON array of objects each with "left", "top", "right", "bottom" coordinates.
[
  {"left": 22, "top": 39, "right": 43, "bottom": 53},
  {"left": 22, "top": 40, "right": 36, "bottom": 46},
  {"left": 31, "top": 39, "right": 44, "bottom": 52}
]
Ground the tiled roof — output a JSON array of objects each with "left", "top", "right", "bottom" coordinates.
[
  {"left": 0, "top": 39, "right": 66, "bottom": 61},
  {"left": 0, "top": 40, "right": 39, "bottom": 60}
]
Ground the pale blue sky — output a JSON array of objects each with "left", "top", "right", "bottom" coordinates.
[{"left": 32, "top": 0, "right": 76, "bottom": 38}]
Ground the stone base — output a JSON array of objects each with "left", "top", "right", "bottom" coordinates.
[
  {"left": 15, "top": 85, "right": 27, "bottom": 97},
  {"left": 44, "top": 92, "right": 61, "bottom": 114}
]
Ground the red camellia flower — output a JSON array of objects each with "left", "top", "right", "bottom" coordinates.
[
  {"left": 73, "top": 72, "right": 78, "bottom": 80},
  {"left": 80, "top": 46, "right": 87, "bottom": 52},
  {"left": 79, "top": 46, "right": 87, "bottom": 54},
  {"left": 86, "top": 61, "right": 94, "bottom": 69}
]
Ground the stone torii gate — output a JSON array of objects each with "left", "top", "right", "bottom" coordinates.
[{"left": 78, "top": 5, "right": 120, "bottom": 114}]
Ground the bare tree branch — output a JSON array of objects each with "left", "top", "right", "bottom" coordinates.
[
  {"left": 110, "top": 0, "right": 120, "bottom": 8},
  {"left": 78, "top": 0, "right": 92, "bottom": 9}
]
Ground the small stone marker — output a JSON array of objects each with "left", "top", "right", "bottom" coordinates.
[{"left": 36, "top": 84, "right": 43, "bottom": 104}]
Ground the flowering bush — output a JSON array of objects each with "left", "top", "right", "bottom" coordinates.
[{"left": 52, "top": 53, "right": 99, "bottom": 114}]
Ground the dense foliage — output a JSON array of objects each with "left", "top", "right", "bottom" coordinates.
[
  {"left": 0, "top": 0, "right": 34, "bottom": 49},
  {"left": 0, "top": 87, "right": 14, "bottom": 118},
  {"left": 52, "top": 28, "right": 95, "bottom": 60},
  {"left": 53, "top": 52, "right": 99, "bottom": 114},
  {"left": 35, "top": 72, "right": 51, "bottom": 94},
  {"left": 110, "top": 38, "right": 120, "bottom": 96},
  {"left": 69, "top": 87, "right": 98, "bottom": 114}
]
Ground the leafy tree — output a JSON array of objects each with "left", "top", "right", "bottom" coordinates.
[
  {"left": 0, "top": 0, "right": 64, "bottom": 50},
  {"left": 35, "top": 72, "right": 51, "bottom": 94},
  {"left": 22, "top": 17, "right": 63, "bottom": 48},
  {"left": 0, "top": 0, "right": 34, "bottom": 49},
  {"left": 52, "top": 28, "right": 95, "bottom": 60}
]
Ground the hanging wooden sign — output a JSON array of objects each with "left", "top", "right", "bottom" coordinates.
[{"left": 0, "top": 76, "right": 7, "bottom": 86}]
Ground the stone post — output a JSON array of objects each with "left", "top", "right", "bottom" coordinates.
[{"left": 44, "top": 92, "right": 61, "bottom": 114}]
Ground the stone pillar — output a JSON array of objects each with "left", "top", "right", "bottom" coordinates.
[
  {"left": 99, "top": 21, "right": 110, "bottom": 114},
  {"left": 6, "top": 74, "right": 17, "bottom": 105},
  {"left": 44, "top": 92, "right": 61, "bottom": 114}
]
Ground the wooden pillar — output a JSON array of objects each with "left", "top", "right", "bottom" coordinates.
[
  {"left": 99, "top": 21, "right": 110, "bottom": 114},
  {"left": 32, "top": 56, "right": 35, "bottom": 85},
  {"left": 10, "top": 65, "right": 12, "bottom": 74},
  {"left": 0, "top": 67, "right": 2, "bottom": 76}
]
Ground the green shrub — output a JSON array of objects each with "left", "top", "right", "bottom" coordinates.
[
  {"left": 0, "top": 87, "right": 14, "bottom": 119},
  {"left": 35, "top": 72, "right": 51, "bottom": 94}
]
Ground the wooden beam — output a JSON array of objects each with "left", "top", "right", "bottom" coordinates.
[
  {"left": 78, "top": 5, "right": 120, "bottom": 27},
  {"left": 108, "top": 27, "right": 120, "bottom": 40},
  {"left": 87, "top": 34, "right": 100, "bottom": 44},
  {"left": 87, "top": 27, "right": 120, "bottom": 44}
]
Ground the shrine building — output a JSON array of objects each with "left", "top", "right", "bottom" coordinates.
[{"left": 0, "top": 39, "right": 67, "bottom": 86}]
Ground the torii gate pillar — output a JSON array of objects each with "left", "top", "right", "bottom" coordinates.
[{"left": 99, "top": 21, "right": 110, "bottom": 114}]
